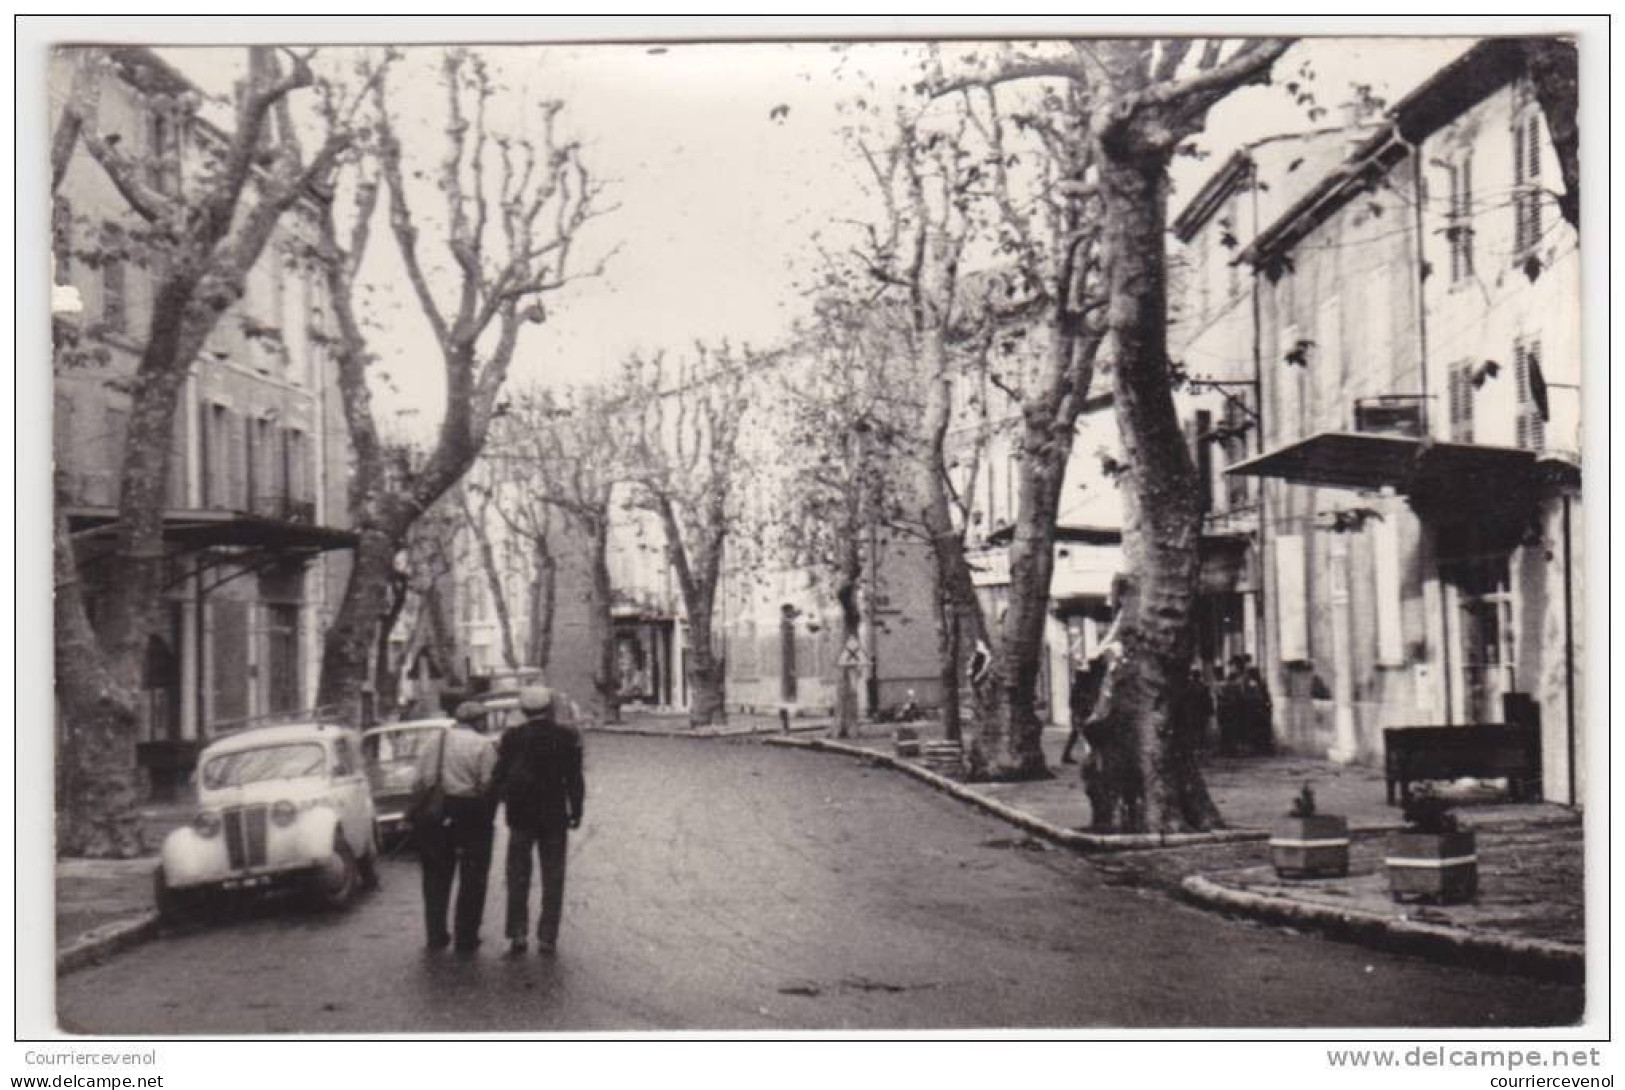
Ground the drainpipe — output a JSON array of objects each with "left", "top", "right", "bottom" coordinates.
[
  {"left": 1562, "top": 492, "right": 1576, "bottom": 805},
  {"left": 1402, "top": 134, "right": 1451, "bottom": 726},
  {"left": 1247, "top": 159, "right": 1271, "bottom": 694}
]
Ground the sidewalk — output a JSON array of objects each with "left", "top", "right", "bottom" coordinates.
[{"left": 768, "top": 720, "right": 1584, "bottom": 979}]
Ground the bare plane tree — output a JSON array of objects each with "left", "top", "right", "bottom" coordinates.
[
  {"left": 625, "top": 346, "right": 761, "bottom": 727},
  {"left": 313, "top": 49, "right": 612, "bottom": 721},
  {"left": 52, "top": 46, "right": 385, "bottom": 856},
  {"left": 942, "top": 38, "right": 1292, "bottom": 829},
  {"left": 486, "top": 385, "right": 627, "bottom": 721}
]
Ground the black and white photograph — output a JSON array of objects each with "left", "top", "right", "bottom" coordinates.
[{"left": 22, "top": 16, "right": 1604, "bottom": 1056}]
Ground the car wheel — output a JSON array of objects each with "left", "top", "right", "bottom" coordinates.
[{"left": 313, "top": 836, "right": 359, "bottom": 911}]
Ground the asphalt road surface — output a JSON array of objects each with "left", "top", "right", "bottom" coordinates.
[{"left": 58, "top": 735, "right": 1584, "bottom": 1033}]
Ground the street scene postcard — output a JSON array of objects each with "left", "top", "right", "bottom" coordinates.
[{"left": 35, "top": 21, "right": 1597, "bottom": 1040}]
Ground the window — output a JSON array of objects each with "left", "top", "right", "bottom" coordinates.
[
  {"left": 1512, "top": 112, "right": 1544, "bottom": 256},
  {"left": 1444, "top": 155, "right": 1475, "bottom": 282},
  {"left": 102, "top": 259, "right": 127, "bottom": 332},
  {"left": 283, "top": 428, "right": 310, "bottom": 510},
  {"left": 147, "top": 112, "right": 181, "bottom": 196},
  {"left": 203, "top": 403, "right": 231, "bottom": 508},
  {"left": 264, "top": 603, "right": 302, "bottom": 715},
  {"left": 1513, "top": 337, "right": 1546, "bottom": 452},
  {"left": 1447, "top": 360, "right": 1475, "bottom": 443}
]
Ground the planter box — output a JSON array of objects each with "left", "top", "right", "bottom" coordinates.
[
  {"left": 893, "top": 725, "right": 921, "bottom": 758},
  {"left": 1269, "top": 814, "right": 1350, "bottom": 878},
  {"left": 1385, "top": 829, "right": 1478, "bottom": 904}
]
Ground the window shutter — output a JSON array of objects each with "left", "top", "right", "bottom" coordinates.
[
  {"left": 1372, "top": 515, "right": 1405, "bottom": 666},
  {"left": 1464, "top": 154, "right": 1475, "bottom": 275},
  {"left": 1526, "top": 118, "right": 1543, "bottom": 245},
  {"left": 1448, "top": 363, "right": 1474, "bottom": 443},
  {"left": 1276, "top": 534, "right": 1309, "bottom": 663},
  {"left": 1514, "top": 340, "right": 1547, "bottom": 452},
  {"left": 229, "top": 410, "right": 248, "bottom": 509}
]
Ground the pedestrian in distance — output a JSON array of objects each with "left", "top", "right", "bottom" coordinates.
[
  {"left": 492, "top": 686, "right": 585, "bottom": 956},
  {"left": 1241, "top": 661, "right": 1275, "bottom": 756},
  {"left": 413, "top": 700, "right": 498, "bottom": 953},
  {"left": 1061, "top": 661, "right": 1099, "bottom": 765}
]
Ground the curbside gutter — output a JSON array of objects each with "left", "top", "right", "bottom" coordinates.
[
  {"left": 57, "top": 912, "right": 161, "bottom": 976},
  {"left": 1180, "top": 875, "right": 1584, "bottom": 984},
  {"left": 763, "top": 735, "right": 1269, "bottom": 853}
]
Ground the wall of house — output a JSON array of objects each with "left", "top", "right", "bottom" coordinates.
[
  {"left": 1255, "top": 153, "right": 1432, "bottom": 762},
  {"left": 52, "top": 51, "right": 352, "bottom": 744},
  {"left": 1250, "top": 76, "right": 1582, "bottom": 783}
]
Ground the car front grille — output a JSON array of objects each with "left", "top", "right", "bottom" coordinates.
[{"left": 223, "top": 805, "right": 269, "bottom": 870}]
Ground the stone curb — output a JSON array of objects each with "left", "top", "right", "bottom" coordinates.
[
  {"left": 57, "top": 911, "right": 161, "bottom": 976},
  {"left": 763, "top": 735, "right": 1269, "bottom": 853},
  {"left": 1179, "top": 875, "right": 1584, "bottom": 984},
  {"left": 586, "top": 721, "right": 831, "bottom": 740}
]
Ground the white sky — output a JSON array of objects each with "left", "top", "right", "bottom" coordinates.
[{"left": 159, "top": 35, "right": 1475, "bottom": 437}]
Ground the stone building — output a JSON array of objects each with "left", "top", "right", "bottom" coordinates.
[
  {"left": 51, "top": 48, "right": 355, "bottom": 787},
  {"left": 1221, "top": 39, "right": 1582, "bottom": 802}
]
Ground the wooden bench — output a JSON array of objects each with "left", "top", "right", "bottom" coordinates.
[{"left": 1383, "top": 724, "right": 1542, "bottom": 805}]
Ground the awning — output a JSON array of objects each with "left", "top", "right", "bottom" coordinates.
[
  {"left": 1225, "top": 432, "right": 1536, "bottom": 495},
  {"left": 64, "top": 505, "right": 359, "bottom": 553}
]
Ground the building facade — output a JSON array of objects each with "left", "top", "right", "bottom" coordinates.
[
  {"left": 52, "top": 48, "right": 355, "bottom": 778},
  {"left": 1219, "top": 40, "right": 1582, "bottom": 802}
]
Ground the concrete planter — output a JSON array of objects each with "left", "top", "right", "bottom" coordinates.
[
  {"left": 1269, "top": 814, "right": 1350, "bottom": 878},
  {"left": 1386, "top": 829, "right": 1478, "bottom": 904},
  {"left": 893, "top": 725, "right": 922, "bottom": 758}
]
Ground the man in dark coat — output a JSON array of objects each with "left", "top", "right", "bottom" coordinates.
[{"left": 492, "top": 686, "right": 585, "bottom": 956}]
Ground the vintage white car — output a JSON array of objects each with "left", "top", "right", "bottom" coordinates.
[{"left": 156, "top": 722, "right": 379, "bottom": 920}]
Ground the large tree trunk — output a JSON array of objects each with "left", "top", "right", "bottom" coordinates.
[
  {"left": 527, "top": 532, "right": 557, "bottom": 671},
  {"left": 317, "top": 527, "right": 401, "bottom": 723},
  {"left": 936, "top": 571, "right": 963, "bottom": 744},
  {"left": 54, "top": 497, "right": 145, "bottom": 858},
  {"left": 59, "top": 275, "right": 214, "bottom": 855},
  {"left": 685, "top": 603, "right": 726, "bottom": 727},
  {"left": 834, "top": 531, "right": 863, "bottom": 738},
  {"left": 586, "top": 525, "right": 621, "bottom": 724},
  {"left": 1081, "top": 150, "right": 1220, "bottom": 833},
  {"left": 1523, "top": 38, "right": 1580, "bottom": 229},
  {"left": 467, "top": 500, "right": 520, "bottom": 671},
  {"left": 980, "top": 429, "right": 1073, "bottom": 779},
  {"left": 917, "top": 369, "right": 999, "bottom": 773},
  {"left": 371, "top": 572, "right": 409, "bottom": 717}
]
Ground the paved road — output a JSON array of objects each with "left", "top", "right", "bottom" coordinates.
[{"left": 58, "top": 736, "right": 1583, "bottom": 1033}]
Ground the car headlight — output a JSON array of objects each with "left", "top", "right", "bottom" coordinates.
[
  {"left": 192, "top": 810, "right": 221, "bottom": 838},
  {"left": 271, "top": 800, "right": 298, "bottom": 827}
]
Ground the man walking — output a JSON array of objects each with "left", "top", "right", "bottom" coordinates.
[
  {"left": 415, "top": 700, "right": 498, "bottom": 953},
  {"left": 493, "top": 686, "right": 585, "bottom": 956}
]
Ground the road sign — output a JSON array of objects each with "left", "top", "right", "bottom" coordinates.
[{"left": 838, "top": 636, "right": 866, "bottom": 669}]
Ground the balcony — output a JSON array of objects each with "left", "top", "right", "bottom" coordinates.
[{"left": 247, "top": 491, "right": 316, "bottom": 525}]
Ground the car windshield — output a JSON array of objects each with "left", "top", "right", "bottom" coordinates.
[
  {"left": 363, "top": 728, "right": 440, "bottom": 764},
  {"left": 202, "top": 743, "right": 326, "bottom": 789}
]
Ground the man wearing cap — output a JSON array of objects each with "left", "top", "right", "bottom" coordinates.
[
  {"left": 491, "top": 686, "right": 585, "bottom": 955},
  {"left": 414, "top": 700, "right": 499, "bottom": 953}
]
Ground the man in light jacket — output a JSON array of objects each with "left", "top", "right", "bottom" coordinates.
[{"left": 414, "top": 700, "right": 498, "bottom": 953}]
